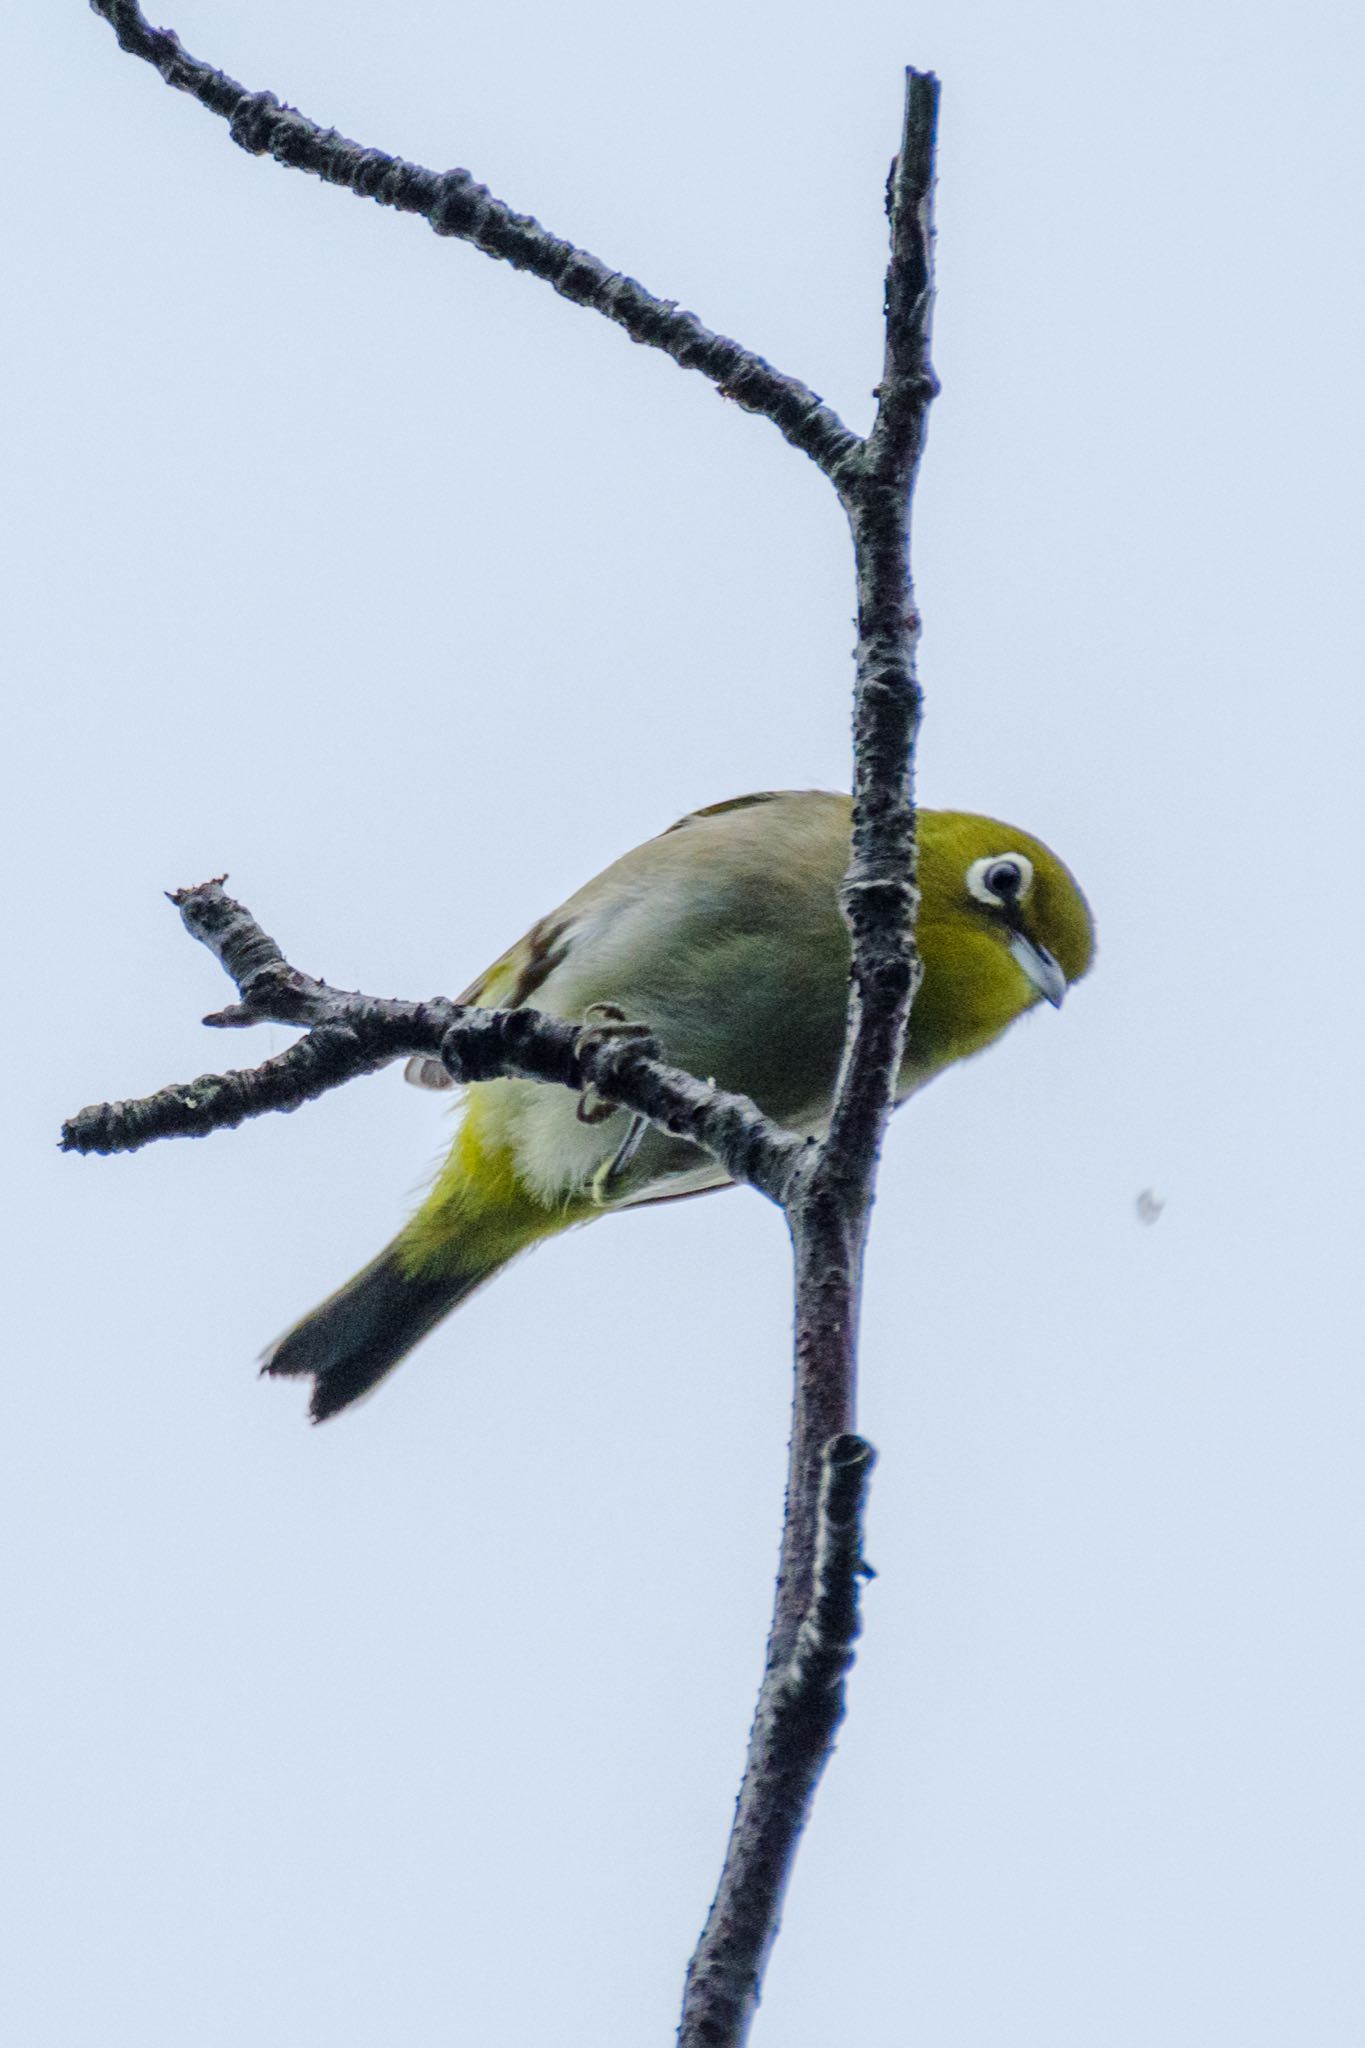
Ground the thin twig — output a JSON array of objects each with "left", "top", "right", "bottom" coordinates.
[
  {"left": 679, "top": 1436, "right": 878, "bottom": 2037},
  {"left": 676, "top": 71, "right": 938, "bottom": 2047},
  {"left": 87, "top": 0, "right": 862, "bottom": 481},
  {"left": 786, "top": 1436, "right": 879, "bottom": 1698},
  {"left": 61, "top": 882, "right": 803, "bottom": 1204}
]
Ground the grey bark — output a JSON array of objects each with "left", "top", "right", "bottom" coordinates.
[{"left": 74, "top": 13, "right": 939, "bottom": 2042}]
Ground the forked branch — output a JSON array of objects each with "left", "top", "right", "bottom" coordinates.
[
  {"left": 677, "top": 74, "right": 937, "bottom": 2045},
  {"left": 75, "top": 18, "right": 939, "bottom": 2045},
  {"left": 61, "top": 881, "right": 802, "bottom": 1205}
]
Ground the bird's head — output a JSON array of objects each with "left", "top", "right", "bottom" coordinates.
[{"left": 908, "top": 810, "right": 1095, "bottom": 1073}]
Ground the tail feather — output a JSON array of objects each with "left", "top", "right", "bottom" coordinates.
[
  {"left": 267, "top": 1100, "right": 584, "bottom": 1422},
  {"left": 262, "top": 1241, "right": 499, "bottom": 1423}
]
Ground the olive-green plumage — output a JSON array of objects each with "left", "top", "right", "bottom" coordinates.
[{"left": 265, "top": 792, "right": 1094, "bottom": 1419}]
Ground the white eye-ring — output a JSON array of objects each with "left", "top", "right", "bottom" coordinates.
[{"left": 966, "top": 852, "right": 1034, "bottom": 909}]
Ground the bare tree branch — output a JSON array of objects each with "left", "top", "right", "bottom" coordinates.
[
  {"left": 87, "top": 0, "right": 862, "bottom": 480},
  {"left": 679, "top": 1435, "right": 878, "bottom": 2037},
  {"left": 76, "top": 26, "right": 939, "bottom": 2046},
  {"left": 676, "top": 71, "right": 938, "bottom": 2046},
  {"left": 61, "top": 882, "right": 803, "bottom": 1205}
]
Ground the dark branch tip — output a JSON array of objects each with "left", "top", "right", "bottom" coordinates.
[
  {"left": 167, "top": 875, "right": 228, "bottom": 906},
  {"left": 202, "top": 1002, "right": 261, "bottom": 1030},
  {"left": 823, "top": 1432, "right": 877, "bottom": 1475}
]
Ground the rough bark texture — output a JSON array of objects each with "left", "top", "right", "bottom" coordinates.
[
  {"left": 675, "top": 75, "right": 938, "bottom": 2047},
  {"left": 74, "top": 19, "right": 940, "bottom": 2045},
  {"left": 61, "top": 882, "right": 803, "bottom": 1206},
  {"left": 88, "top": 0, "right": 862, "bottom": 481}
]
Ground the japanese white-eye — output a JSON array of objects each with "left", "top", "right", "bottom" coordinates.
[{"left": 265, "top": 791, "right": 1094, "bottom": 1418}]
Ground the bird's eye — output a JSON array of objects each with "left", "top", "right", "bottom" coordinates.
[{"left": 965, "top": 852, "right": 1034, "bottom": 909}]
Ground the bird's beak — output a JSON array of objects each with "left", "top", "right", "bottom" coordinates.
[{"left": 1008, "top": 929, "right": 1067, "bottom": 1008}]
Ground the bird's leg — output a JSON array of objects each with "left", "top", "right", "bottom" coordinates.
[{"left": 589, "top": 1113, "right": 649, "bottom": 1205}]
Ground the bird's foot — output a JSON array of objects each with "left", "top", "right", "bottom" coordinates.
[
  {"left": 573, "top": 1004, "right": 654, "bottom": 1127},
  {"left": 573, "top": 1005, "right": 655, "bottom": 1206}
]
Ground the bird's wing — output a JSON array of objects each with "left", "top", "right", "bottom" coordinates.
[
  {"left": 403, "top": 911, "right": 576, "bottom": 1090},
  {"left": 403, "top": 791, "right": 851, "bottom": 1112}
]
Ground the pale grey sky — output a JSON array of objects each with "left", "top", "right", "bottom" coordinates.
[{"left": 7, "top": 2, "right": 1365, "bottom": 2043}]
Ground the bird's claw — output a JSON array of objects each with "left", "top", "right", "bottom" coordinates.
[
  {"left": 571, "top": 1006, "right": 655, "bottom": 1203},
  {"left": 587, "top": 1113, "right": 649, "bottom": 1206},
  {"left": 574, "top": 1004, "right": 655, "bottom": 1127}
]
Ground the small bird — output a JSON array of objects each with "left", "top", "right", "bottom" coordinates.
[{"left": 265, "top": 791, "right": 1094, "bottom": 1419}]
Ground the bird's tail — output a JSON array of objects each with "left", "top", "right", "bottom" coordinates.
[
  {"left": 264, "top": 1106, "right": 584, "bottom": 1421},
  {"left": 261, "top": 1239, "right": 504, "bottom": 1423}
]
